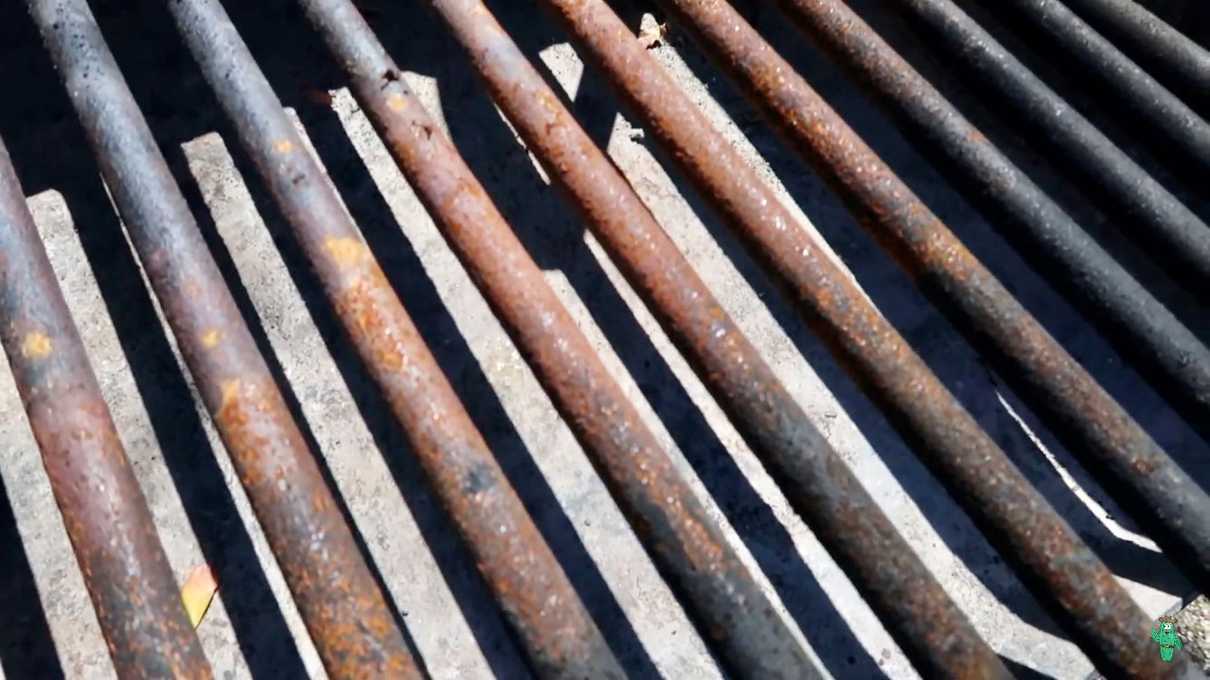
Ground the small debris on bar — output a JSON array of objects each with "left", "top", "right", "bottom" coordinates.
[
  {"left": 180, "top": 564, "right": 218, "bottom": 628},
  {"left": 639, "top": 21, "right": 668, "bottom": 49}
]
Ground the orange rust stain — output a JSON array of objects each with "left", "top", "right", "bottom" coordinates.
[
  {"left": 219, "top": 379, "right": 241, "bottom": 414},
  {"left": 200, "top": 329, "right": 222, "bottom": 349},
  {"left": 1131, "top": 456, "right": 1159, "bottom": 476},
  {"left": 386, "top": 94, "right": 407, "bottom": 112},
  {"left": 338, "top": 277, "right": 408, "bottom": 374},
  {"left": 323, "top": 237, "right": 369, "bottom": 268},
  {"left": 275, "top": 139, "right": 294, "bottom": 154},
  {"left": 20, "top": 332, "right": 52, "bottom": 359},
  {"left": 680, "top": 512, "right": 726, "bottom": 570}
]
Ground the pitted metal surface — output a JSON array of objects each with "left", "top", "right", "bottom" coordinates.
[{"left": 0, "top": 0, "right": 1206, "bottom": 677}]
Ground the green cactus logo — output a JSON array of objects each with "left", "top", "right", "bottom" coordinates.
[{"left": 1151, "top": 615, "right": 1183, "bottom": 662}]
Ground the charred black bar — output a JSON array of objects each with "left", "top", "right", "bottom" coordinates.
[
  {"left": 755, "top": 0, "right": 1210, "bottom": 588},
  {"left": 986, "top": 0, "right": 1210, "bottom": 174},
  {"left": 888, "top": 0, "right": 1210, "bottom": 294},
  {"left": 1061, "top": 0, "right": 1210, "bottom": 112},
  {"left": 532, "top": 0, "right": 1203, "bottom": 676}
]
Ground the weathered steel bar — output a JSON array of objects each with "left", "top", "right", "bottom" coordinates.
[
  {"left": 671, "top": 0, "right": 1210, "bottom": 593},
  {"left": 886, "top": 0, "right": 1210, "bottom": 293},
  {"left": 1060, "top": 0, "right": 1210, "bottom": 112},
  {"left": 986, "top": 0, "right": 1210, "bottom": 175},
  {"left": 397, "top": 0, "right": 1005, "bottom": 677},
  {"left": 0, "top": 137, "right": 212, "bottom": 680},
  {"left": 165, "top": 1, "right": 625, "bottom": 677},
  {"left": 766, "top": 0, "right": 1210, "bottom": 581},
  {"left": 775, "top": 0, "right": 1210, "bottom": 485},
  {"left": 535, "top": 0, "right": 1202, "bottom": 677},
  {"left": 296, "top": 1, "right": 818, "bottom": 677},
  {"left": 25, "top": 1, "right": 421, "bottom": 677}
]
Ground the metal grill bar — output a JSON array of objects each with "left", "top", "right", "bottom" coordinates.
[
  {"left": 532, "top": 0, "right": 1197, "bottom": 676},
  {"left": 986, "top": 0, "right": 1210, "bottom": 174},
  {"left": 773, "top": 0, "right": 1210, "bottom": 518},
  {"left": 4, "top": 0, "right": 1208, "bottom": 677},
  {"left": 888, "top": 0, "right": 1210, "bottom": 294},
  {"left": 163, "top": 0, "right": 625, "bottom": 676},
  {"left": 24, "top": 1, "right": 421, "bottom": 677},
  {"left": 291, "top": 0, "right": 821, "bottom": 676},
  {"left": 1059, "top": 0, "right": 1210, "bottom": 112},
  {"left": 412, "top": 0, "right": 1008, "bottom": 677},
  {"left": 651, "top": 0, "right": 1210, "bottom": 592},
  {"left": 0, "top": 137, "right": 212, "bottom": 680}
]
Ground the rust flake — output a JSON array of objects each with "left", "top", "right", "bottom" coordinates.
[
  {"left": 200, "top": 328, "right": 222, "bottom": 348},
  {"left": 323, "top": 236, "right": 370, "bottom": 268},
  {"left": 21, "top": 331, "right": 53, "bottom": 359}
]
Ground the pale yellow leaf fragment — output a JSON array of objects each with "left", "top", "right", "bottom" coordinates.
[{"left": 180, "top": 564, "right": 218, "bottom": 628}]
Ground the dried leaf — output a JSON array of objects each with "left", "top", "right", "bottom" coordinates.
[
  {"left": 180, "top": 564, "right": 218, "bottom": 628},
  {"left": 639, "top": 22, "right": 668, "bottom": 50}
]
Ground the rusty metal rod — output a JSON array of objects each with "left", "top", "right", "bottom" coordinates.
[
  {"left": 0, "top": 137, "right": 212, "bottom": 680},
  {"left": 298, "top": 1, "right": 819, "bottom": 677},
  {"left": 166, "top": 1, "right": 625, "bottom": 677},
  {"left": 764, "top": 0, "right": 1210, "bottom": 584},
  {"left": 535, "top": 0, "right": 1201, "bottom": 677},
  {"left": 1060, "top": 0, "right": 1210, "bottom": 112},
  {"left": 409, "top": 0, "right": 1009, "bottom": 677},
  {"left": 986, "top": 0, "right": 1210, "bottom": 175},
  {"left": 887, "top": 0, "right": 1210, "bottom": 293},
  {"left": 298, "top": 2, "right": 817, "bottom": 678},
  {"left": 25, "top": 1, "right": 421, "bottom": 677},
  {"left": 775, "top": 0, "right": 1210, "bottom": 491}
]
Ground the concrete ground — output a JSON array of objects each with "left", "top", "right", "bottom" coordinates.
[{"left": 1, "top": 0, "right": 1208, "bottom": 678}]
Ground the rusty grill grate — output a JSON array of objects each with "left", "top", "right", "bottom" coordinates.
[{"left": 1, "top": 0, "right": 1208, "bottom": 677}]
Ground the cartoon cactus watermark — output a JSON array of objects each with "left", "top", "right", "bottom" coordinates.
[{"left": 1152, "top": 615, "right": 1184, "bottom": 662}]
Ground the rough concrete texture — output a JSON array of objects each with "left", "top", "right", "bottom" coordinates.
[
  {"left": 1176, "top": 596, "right": 1210, "bottom": 673},
  {"left": 1, "top": 0, "right": 1207, "bottom": 678}
]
